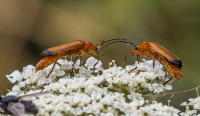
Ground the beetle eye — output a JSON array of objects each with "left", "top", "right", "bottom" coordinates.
[
  {"left": 96, "top": 47, "right": 99, "bottom": 51},
  {"left": 135, "top": 46, "right": 138, "bottom": 50}
]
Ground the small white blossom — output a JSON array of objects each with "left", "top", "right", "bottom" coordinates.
[
  {"left": 12, "top": 85, "right": 21, "bottom": 92},
  {"left": 52, "top": 83, "right": 61, "bottom": 91},
  {"left": 6, "top": 92, "right": 18, "bottom": 96},
  {"left": 6, "top": 70, "right": 22, "bottom": 83},
  {"left": 85, "top": 57, "right": 102, "bottom": 69}
]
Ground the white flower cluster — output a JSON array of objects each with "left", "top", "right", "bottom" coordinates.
[
  {"left": 3, "top": 57, "right": 182, "bottom": 116},
  {"left": 101, "top": 59, "right": 172, "bottom": 96},
  {"left": 138, "top": 101, "right": 180, "bottom": 116},
  {"left": 180, "top": 96, "right": 200, "bottom": 116}
]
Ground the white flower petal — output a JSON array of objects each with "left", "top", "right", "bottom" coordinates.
[
  {"left": 6, "top": 70, "right": 21, "bottom": 83},
  {"left": 85, "top": 57, "right": 102, "bottom": 69}
]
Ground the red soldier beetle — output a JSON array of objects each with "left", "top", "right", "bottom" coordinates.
[
  {"left": 35, "top": 38, "right": 131, "bottom": 78},
  {"left": 120, "top": 42, "right": 182, "bottom": 84}
]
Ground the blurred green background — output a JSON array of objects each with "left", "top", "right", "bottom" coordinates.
[{"left": 0, "top": 0, "right": 200, "bottom": 111}]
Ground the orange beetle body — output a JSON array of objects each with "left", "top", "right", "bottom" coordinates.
[
  {"left": 123, "top": 42, "right": 182, "bottom": 80},
  {"left": 35, "top": 40, "right": 99, "bottom": 71},
  {"left": 35, "top": 53, "right": 63, "bottom": 70},
  {"left": 35, "top": 38, "right": 131, "bottom": 78}
]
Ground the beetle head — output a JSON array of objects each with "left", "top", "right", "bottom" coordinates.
[
  {"left": 135, "top": 46, "right": 138, "bottom": 50},
  {"left": 92, "top": 46, "right": 98, "bottom": 53}
]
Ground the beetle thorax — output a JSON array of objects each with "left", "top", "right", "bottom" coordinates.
[{"left": 84, "top": 41, "right": 97, "bottom": 53}]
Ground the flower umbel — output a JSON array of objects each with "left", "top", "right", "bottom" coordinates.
[{"left": 4, "top": 57, "right": 188, "bottom": 115}]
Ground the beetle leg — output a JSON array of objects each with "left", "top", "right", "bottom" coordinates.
[
  {"left": 86, "top": 53, "right": 99, "bottom": 59},
  {"left": 146, "top": 49, "right": 151, "bottom": 57},
  {"left": 118, "top": 50, "right": 141, "bottom": 66},
  {"left": 93, "top": 59, "right": 99, "bottom": 75},
  {"left": 140, "top": 49, "right": 151, "bottom": 57},
  {"left": 131, "top": 66, "right": 138, "bottom": 72},
  {"left": 136, "top": 54, "right": 139, "bottom": 61},
  {"left": 71, "top": 55, "right": 80, "bottom": 73},
  {"left": 163, "top": 76, "right": 173, "bottom": 85},
  {"left": 164, "top": 67, "right": 167, "bottom": 78},
  {"left": 86, "top": 53, "right": 100, "bottom": 75},
  {"left": 56, "top": 62, "right": 61, "bottom": 68},
  {"left": 137, "top": 54, "right": 140, "bottom": 63},
  {"left": 46, "top": 52, "right": 61, "bottom": 78},
  {"left": 79, "top": 56, "right": 87, "bottom": 69},
  {"left": 153, "top": 60, "right": 155, "bottom": 69},
  {"left": 55, "top": 62, "right": 62, "bottom": 72},
  {"left": 160, "top": 55, "right": 169, "bottom": 80}
]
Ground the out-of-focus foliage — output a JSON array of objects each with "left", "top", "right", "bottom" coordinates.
[{"left": 0, "top": 0, "right": 200, "bottom": 111}]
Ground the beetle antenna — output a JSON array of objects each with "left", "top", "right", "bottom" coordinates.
[
  {"left": 98, "top": 52, "right": 103, "bottom": 56},
  {"left": 97, "top": 41, "right": 135, "bottom": 54},
  {"left": 100, "top": 38, "right": 128, "bottom": 46},
  {"left": 97, "top": 39, "right": 104, "bottom": 46}
]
